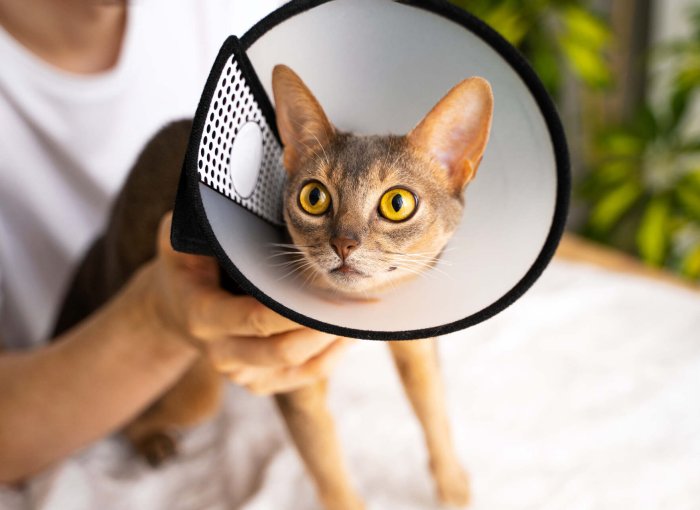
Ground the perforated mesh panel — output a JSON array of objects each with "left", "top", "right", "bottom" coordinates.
[{"left": 197, "top": 54, "right": 286, "bottom": 225}]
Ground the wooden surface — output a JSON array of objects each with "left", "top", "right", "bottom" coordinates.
[{"left": 556, "top": 233, "right": 699, "bottom": 292}]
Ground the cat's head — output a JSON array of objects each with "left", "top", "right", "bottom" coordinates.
[{"left": 272, "top": 65, "right": 493, "bottom": 295}]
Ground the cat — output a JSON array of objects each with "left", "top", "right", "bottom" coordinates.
[{"left": 53, "top": 64, "right": 493, "bottom": 510}]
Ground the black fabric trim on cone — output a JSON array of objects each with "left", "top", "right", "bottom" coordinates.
[{"left": 174, "top": 0, "right": 571, "bottom": 341}]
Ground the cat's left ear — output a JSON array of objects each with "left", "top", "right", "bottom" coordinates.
[
  {"left": 407, "top": 77, "right": 494, "bottom": 193},
  {"left": 272, "top": 64, "right": 335, "bottom": 175}
]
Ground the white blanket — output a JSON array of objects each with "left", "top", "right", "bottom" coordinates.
[{"left": 2, "top": 260, "right": 699, "bottom": 510}]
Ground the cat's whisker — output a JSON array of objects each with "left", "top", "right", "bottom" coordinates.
[
  {"left": 388, "top": 249, "right": 445, "bottom": 256},
  {"left": 395, "top": 267, "right": 429, "bottom": 281},
  {"left": 398, "top": 264, "right": 435, "bottom": 277},
  {"left": 371, "top": 255, "right": 447, "bottom": 277},
  {"left": 307, "top": 271, "right": 321, "bottom": 289},
  {"left": 405, "top": 261, "right": 448, "bottom": 276},
  {"left": 391, "top": 259, "right": 448, "bottom": 279},
  {"left": 286, "top": 134, "right": 325, "bottom": 169},
  {"left": 388, "top": 255, "right": 448, "bottom": 269},
  {"left": 299, "top": 265, "right": 319, "bottom": 288},
  {"left": 387, "top": 149, "right": 407, "bottom": 175},
  {"left": 306, "top": 150, "right": 328, "bottom": 172},
  {"left": 393, "top": 254, "right": 453, "bottom": 272},
  {"left": 267, "top": 248, "right": 306, "bottom": 255},
  {"left": 266, "top": 245, "right": 314, "bottom": 255},
  {"left": 391, "top": 262, "right": 425, "bottom": 275},
  {"left": 292, "top": 119, "right": 332, "bottom": 168},
  {"left": 409, "top": 264, "right": 448, "bottom": 277},
  {"left": 276, "top": 267, "right": 299, "bottom": 282},
  {"left": 308, "top": 132, "right": 331, "bottom": 168},
  {"left": 267, "top": 242, "right": 314, "bottom": 249},
  {"left": 274, "top": 255, "right": 318, "bottom": 282},
  {"left": 277, "top": 263, "right": 313, "bottom": 282},
  {"left": 367, "top": 250, "right": 452, "bottom": 279},
  {"left": 399, "top": 258, "right": 451, "bottom": 271},
  {"left": 294, "top": 259, "right": 317, "bottom": 271},
  {"left": 390, "top": 254, "right": 443, "bottom": 264},
  {"left": 358, "top": 286, "right": 371, "bottom": 301},
  {"left": 266, "top": 251, "right": 307, "bottom": 260},
  {"left": 382, "top": 249, "right": 442, "bottom": 258},
  {"left": 384, "top": 276, "right": 399, "bottom": 294},
  {"left": 269, "top": 258, "right": 313, "bottom": 268},
  {"left": 275, "top": 258, "right": 305, "bottom": 270},
  {"left": 266, "top": 256, "right": 307, "bottom": 265}
]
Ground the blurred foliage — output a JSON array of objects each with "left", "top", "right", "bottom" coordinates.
[
  {"left": 581, "top": 110, "right": 700, "bottom": 278},
  {"left": 450, "top": 0, "right": 612, "bottom": 98},
  {"left": 451, "top": 0, "right": 700, "bottom": 280},
  {"left": 663, "top": 7, "right": 700, "bottom": 129},
  {"left": 581, "top": 5, "right": 700, "bottom": 279}
]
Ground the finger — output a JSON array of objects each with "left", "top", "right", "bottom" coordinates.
[
  {"left": 157, "top": 211, "right": 221, "bottom": 276},
  {"left": 207, "top": 328, "right": 339, "bottom": 368},
  {"left": 157, "top": 212, "right": 305, "bottom": 340},
  {"left": 288, "top": 338, "right": 352, "bottom": 379},
  {"left": 156, "top": 211, "right": 174, "bottom": 255},
  {"left": 225, "top": 366, "right": 265, "bottom": 386},
  {"left": 244, "top": 338, "right": 352, "bottom": 395},
  {"left": 190, "top": 294, "right": 305, "bottom": 340}
]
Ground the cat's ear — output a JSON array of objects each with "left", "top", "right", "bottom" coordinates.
[
  {"left": 272, "top": 65, "right": 335, "bottom": 174},
  {"left": 407, "top": 77, "right": 494, "bottom": 193}
]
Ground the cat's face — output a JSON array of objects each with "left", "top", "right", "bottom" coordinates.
[{"left": 272, "top": 65, "right": 493, "bottom": 295}]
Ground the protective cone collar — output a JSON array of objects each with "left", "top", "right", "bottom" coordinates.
[{"left": 171, "top": 0, "right": 570, "bottom": 340}]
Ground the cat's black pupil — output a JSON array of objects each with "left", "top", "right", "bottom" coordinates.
[
  {"left": 391, "top": 193, "right": 403, "bottom": 212},
  {"left": 309, "top": 187, "right": 321, "bottom": 206}
]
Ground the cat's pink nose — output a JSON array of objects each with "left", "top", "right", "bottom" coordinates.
[{"left": 330, "top": 236, "right": 359, "bottom": 261}]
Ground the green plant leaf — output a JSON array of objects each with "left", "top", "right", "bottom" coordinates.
[
  {"left": 681, "top": 243, "right": 700, "bottom": 279},
  {"left": 562, "top": 6, "right": 610, "bottom": 49},
  {"left": 678, "top": 140, "right": 700, "bottom": 154},
  {"left": 670, "top": 86, "right": 691, "bottom": 130},
  {"left": 636, "top": 196, "right": 671, "bottom": 266},
  {"left": 481, "top": 4, "right": 530, "bottom": 45},
  {"left": 635, "top": 104, "right": 659, "bottom": 141},
  {"left": 676, "top": 61, "right": 700, "bottom": 91},
  {"left": 597, "top": 131, "right": 645, "bottom": 158},
  {"left": 588, "top": 182, "right": 644, "bottom": 235},
  {"left": 686, "top": 170, "right": 700, "bottom": 186},
  {"left": 676, "top": 185, "right": 700, "bottom": 222},
  {"left": 530, "top": 38, "right": 562, "bottom": 95},
  {"left": 580, "top": 160, "right": 637, "bottom": 198},
  {"left": 559, "top": 36, "right": 613, "bottom": 88}
]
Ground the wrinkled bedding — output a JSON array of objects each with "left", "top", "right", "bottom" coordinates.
[{"left": 2, "top": 260, "right": 699, "bottom": 510}]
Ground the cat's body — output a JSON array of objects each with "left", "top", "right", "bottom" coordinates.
[{"left": 54, "top": 66, "right": 493, "bottom": 510}]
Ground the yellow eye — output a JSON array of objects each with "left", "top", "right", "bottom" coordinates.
[
  {"left": 379, "top": 188, "right": 417, "bottom": 222},
  {"left": 299, "top": 181, "right": 331, "bottom": 215}
]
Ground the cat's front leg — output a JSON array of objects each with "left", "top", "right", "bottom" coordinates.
[
  {"left": 275, "top": 379, "right": 365, "bottom": 510},
  {"left": 124, "top": 356, "right": 224, "bottom": 466},
  {"left": 388, "top": 338, "right": 470, "bottom": 507}
]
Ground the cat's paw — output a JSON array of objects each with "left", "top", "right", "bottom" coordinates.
[
  {"left": 432, "top": 461, "right": 471, "bottom": 508},
  {"left": 135, "top": 431, "right": 178, "bottom": 467}
]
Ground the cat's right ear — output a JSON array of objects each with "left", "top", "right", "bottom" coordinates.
[
  {"left": 272, "top": 65, "right": 335, "bottom": 174},
  {"left": 407, "top": 77, "right": 494, "bottom": 194}
]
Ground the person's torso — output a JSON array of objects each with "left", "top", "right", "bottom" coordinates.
[{"left": 0, "top": 0, "right": 284, "bottom": 348}]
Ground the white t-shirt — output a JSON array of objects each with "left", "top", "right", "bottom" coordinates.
[{"left": 0, "top": 0, "right": 285, "bottom": 349}]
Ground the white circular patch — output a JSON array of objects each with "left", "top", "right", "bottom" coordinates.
[{"left": 228, "top": 121, "right": 263, "bottom": 199}]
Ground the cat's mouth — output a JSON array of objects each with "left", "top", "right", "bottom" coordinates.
[{"left": 330, "top": 263, "right": 367, "bottom": 277}]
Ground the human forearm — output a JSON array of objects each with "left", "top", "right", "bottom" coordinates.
[
  {"left": 0, "top": 212, "right": 349, "bottom": 484},
  {"left": 0, "top": 263, "right": 198, "bottom": 484}
]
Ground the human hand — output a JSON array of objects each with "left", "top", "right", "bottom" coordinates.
[{"left": 137, "top": 212, "right": 351, "bottom": 395}]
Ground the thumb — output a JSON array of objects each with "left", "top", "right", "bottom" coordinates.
[{"left": 157, "top": 211, "right": 220, "bottom": 279}]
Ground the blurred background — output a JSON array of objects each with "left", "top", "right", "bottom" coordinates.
[{"left": 451, "top": 0, "right": 700, "bottom": 281}]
